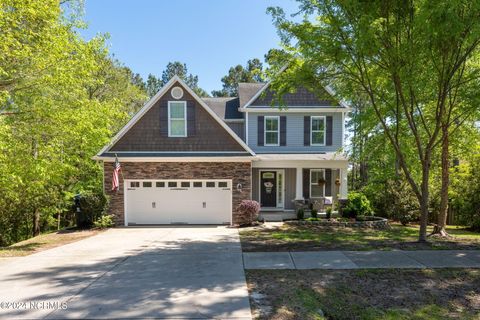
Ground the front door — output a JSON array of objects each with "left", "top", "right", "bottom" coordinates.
[{"left": 260, "top": 171, "right": 277, "bottom": 207}]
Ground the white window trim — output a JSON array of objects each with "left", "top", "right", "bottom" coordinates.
[
  {"left": 168, "top": 101, "right": 187, "bottom": 137},
  {"left": 310, "top": 116, "right": 326, "bottom": 146},
  {"left": 310, "top": 169, "right": 326, "bottom": 198},
  {"left": 264, "top": 115, "right": 280, "bottom": 146}
]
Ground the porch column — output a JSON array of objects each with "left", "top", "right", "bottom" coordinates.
[
  {"left": 295, "top": 167, "right": 303, "bottom": 200},
  {"left": 339, "top": 167, "right": 348, "bottom": 198}
]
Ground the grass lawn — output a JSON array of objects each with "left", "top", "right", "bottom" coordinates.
[
  {"left": 0, "top": 229, "right": 103, "bottom": 258},
  {"left": 240, "top": 223, "right": 480, "bottom": 252},
  {"left": 247, "top": 269, "right": 480, "bottom": 320}
]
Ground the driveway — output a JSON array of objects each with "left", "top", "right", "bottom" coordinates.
[{"left": 0, "top": 227, "right": 252, "bottom": 319}]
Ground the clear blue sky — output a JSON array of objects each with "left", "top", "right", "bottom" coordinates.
[{"left": 79, "top": 0, "right": 299, "bottom": 94}]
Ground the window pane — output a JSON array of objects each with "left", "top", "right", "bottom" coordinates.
[
  {"left": 143, "top": 182, "right": 152, "bottom": 187},
  {"left": 218, "top": 182, "right": 227, "bottom": 188},
  {"left": 193, "top": 182, "right": 202, "bottom": 187},
  {"left": 206, "top": 182, "right": 215, "bottom": 187},
  {"left": 156, "top": 182, "right": 165, "bottom": 187},
  {"left": 311, "top": 184, "right": 323, "bottom": 197},
  {"left": 170, "top": 119, "right": 185, "bottom": 136},
  {"left": 312, "top": 118, "right": 324, "bottom": 131},
  {"left": 265, "top": 118, "right": 278, "bottom": 130},
  {"left": 168, "top": 182, "right": 177, "bottom": 187},
  {"left": 312, "top": 131, "right": 325, "bottom": 144},
  {"left": 170, "top": 103, "right": 185, "bottom": 118},
  {"left": 311, "top": 170, "right": 324, "bottom": 183},
  {"left": 181, "top": 181, "right": 190, "bottom": 188},
  {"left": 265, "top": 132, "right": 278, "bottom": 145}
]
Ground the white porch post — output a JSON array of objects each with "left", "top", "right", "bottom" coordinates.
[
  {"left": 339, "top": 167, "right": 348, "bottom": 198},
  {"left": 295, "top": 167, "right": 303, "bottom": 200}
]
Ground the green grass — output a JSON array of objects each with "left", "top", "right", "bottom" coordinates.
[
  {"left": 240, "top": 223, "right": 480, "bottom": 251},
  {"left": 247, "top": 269, "right": 480, "bottom": 320}
]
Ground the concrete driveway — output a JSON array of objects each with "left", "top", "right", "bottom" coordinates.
[{"left": 0, "top": 227, "right": 252, "bottom": 319}]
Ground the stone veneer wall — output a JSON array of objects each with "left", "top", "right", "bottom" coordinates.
[{"left": 104, "top": 161, "right": 252, "bottom": 226}]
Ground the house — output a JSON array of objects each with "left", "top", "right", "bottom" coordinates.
[{"left": 94, "top": 74, "right": 349, "bottom": 226}]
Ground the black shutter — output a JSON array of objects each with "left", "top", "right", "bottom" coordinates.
[
  {"left": 304, "top": 116, "right": 310, "bottom": 146},
  {"left": 258, "top": 116, "right": 264, "bottom": 146},
  {"left": 159, "top": 100, "right": 168, "bottom": 136},
  {"left": 187, "top": 100, "right": 195, "bottom": 136},
  {"left": 326, "top": 116, "right": 333, "bottom": 146},
  {"left": 325, "top": 169, "right": 332, "bottom": 196},
  {"left": 280, "top": 116, "right": 287, "bottom": 146},
  {"left": 303, "top": 168, "right": 310, "bottom": 199}
]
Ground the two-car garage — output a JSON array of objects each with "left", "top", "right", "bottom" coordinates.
[{"left": 124, "top": 179, "right": 232, "bottom": 225}]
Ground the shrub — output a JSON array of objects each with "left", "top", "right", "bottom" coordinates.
[
  {"left": 326, "top": 207, "right": 332, "bottom": 219},
  {"left": 342, "top": 192, "right": 373, "bottom": 219},
  {"left": 297, "top": 208, "right": 305, "bottom": 220},
  {"left": 75, "top": 191, "right": 109, "bottom": 228},
  {"left": 237, "top": 200, "right": 260, "bottom": 226},
  {"left": 94, "top": 214, "right": 115, "bottom": 228},
  {"left": 311, "top": 209, "right": 318, "bottom": 219}
]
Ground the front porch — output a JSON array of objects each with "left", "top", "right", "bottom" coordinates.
[{"left": 251, "top": 154, "right": 348, "bottom": 221}]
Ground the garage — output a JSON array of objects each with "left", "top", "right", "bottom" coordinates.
[{"left": 124, "top": 179, "right": 232, "bottom": 225}]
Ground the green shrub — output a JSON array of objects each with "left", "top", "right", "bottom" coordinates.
[
  {"left": 326, "top": 207, "right": 332, "bottom": 219},
  {"left": 93, "top": 214, "right": 115, "bottom": 228},
  {"left": 76, "top": 191, "right": 109, "bottom": 228},
  {"left": 310, "top": 209, "right": 318, "bottom": 218},
  {"left": 297, "top": 208, "right": 305, "bottom": 220},
  {"left": 342, "top": 192, "right": 373, "bottom": 219}
]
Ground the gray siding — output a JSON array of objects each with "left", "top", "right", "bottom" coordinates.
[
  {"left": 252, "top": 168, "right": 296, "bottom": 210},
  {"left": 247, "top": 112, "right": 343, "bottom": 153},
  {"left": 227, "top": 122, "right": 245, "bottom": 141}
]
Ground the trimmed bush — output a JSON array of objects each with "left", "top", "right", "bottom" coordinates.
[
  {"left": 311, "top": 209, "right": 318, "bottom": 219},
  {"left": 326, "top": 207, "right": 332, "bottom": 219},
  {"left": 93, "top": 214, "right": 115, "bottom": 228},
  {"left": 297, "top": 208, "right": 305, "bottom": 220},
  {"left": 75, "top": 191, "right": 109, "bottom": 228},
  {"left": 342, "top": 192, "right": 373, "bottom": 219},
  {"left": 237, "top": 200, "right": 260, "bottom": 226}
]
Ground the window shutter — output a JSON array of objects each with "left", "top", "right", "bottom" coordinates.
[
  {"left": 280, "top": 116, "right": 287, "bottom": 146},
  {"left": 304, "top": 116, "right": 310, "bottom": 146},
  {"left": 159, "top": 100, "right": 168, "bottom": 136},
  {"left": 325, "top": 169, "right": 332, "bottom": 196},
  {"left": 187, "top": 100, "right": 195, "bottom": 136},
  {"left": 326, "top": 116, "right": 333, "bottom": 146},
  {"left": 302, "top": 168, "right": 310, "bottom": 199},
  {"left": 258, "top": 116, "right": 264, "bottom": 146}
]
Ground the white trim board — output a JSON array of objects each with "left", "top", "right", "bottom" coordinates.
[
  {"left": 94, "top": 156, "right": 255, "bottom": 162},
  {"left": 238, "top": 107, "right": 350, "bottom": 113},
  {"left": 95, "top": 75, "right": 255, "bottom": 157}
]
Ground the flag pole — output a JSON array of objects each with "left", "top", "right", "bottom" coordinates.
[{"left": 115, "top": 153, "right": 126, "bottom": 190}]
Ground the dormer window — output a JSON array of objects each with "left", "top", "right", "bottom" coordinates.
[
  {"left": 311, "top": 116, "right": 325, "bottom": 146},
  {"left": 168, "top": 101, "right": 187, "bottom": 137}
]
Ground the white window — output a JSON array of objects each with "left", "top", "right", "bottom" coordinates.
[
  {"left": 310, "top": 169, "right": 325, "bottom": 198},
  {"left": 168, "top": 101, "right": 187, "bottom": 137},
  {"left": 264, "top": 116, "right": 279, "bottom": 146},
  {"left": 311, "top": 116, "right": 326, "bottom": 146}
]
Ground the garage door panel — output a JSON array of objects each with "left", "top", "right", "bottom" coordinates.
[{"left": 125, "top": 180, "right": 232, "bottom": 225}]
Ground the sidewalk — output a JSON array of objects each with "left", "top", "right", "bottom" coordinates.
[{"left": 243, "top": 250, "right": 480, "bottom": 269}]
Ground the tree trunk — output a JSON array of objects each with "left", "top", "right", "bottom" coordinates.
[
  {"left": 418, "top": 163, "right": 431, "bottom": 242},
  {"left": 32, "top": 208, "right": 40, "bottom": 237},
  {"left": 433, "top": 127, "right": 450, "bottom": 237}
]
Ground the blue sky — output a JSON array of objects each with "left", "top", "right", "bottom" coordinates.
[{"left": 79, "top": 0, "right": 299, "bottom": 94}]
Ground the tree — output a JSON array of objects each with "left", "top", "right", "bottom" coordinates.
[
  {"left": 212, "top": 58, "right": 265, "bottom": 97},
  {"left": 268, "top": 0, "right": 480, "bottom": 241},
  {"left": 146, "top": 62, "right": 209, "bottom": 98}
]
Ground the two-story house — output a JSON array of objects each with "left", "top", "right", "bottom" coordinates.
[{"left": 95, "top": 73, "right": 349, "bottom": 226}]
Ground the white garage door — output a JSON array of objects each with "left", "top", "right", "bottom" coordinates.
[{"left": 125, "top": 179, "right": 232, "bottom": 225}]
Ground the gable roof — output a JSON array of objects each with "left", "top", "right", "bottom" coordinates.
[
  {"left": 201, "top": 97, "right": 243, "bottom": 120},
  {"left": 238, "top": 83, "right": 266, "bottom": 108},
  {"left": 96, "top": 76, "right": 255, "bottom": 157}
]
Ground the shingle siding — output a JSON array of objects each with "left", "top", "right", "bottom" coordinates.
[
  {"left": 226, "top": 122, "right": 245, "bottom": 140},
  {"left": 247, "top": 112, "right": 343, "bottom": 153}
]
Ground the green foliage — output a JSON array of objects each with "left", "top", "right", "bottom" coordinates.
[
  {"left": 297, "top": 208, "right": 305, "bottom": 220},
  {"left": 0, "top": 1, "right": 147, "bottom": 245},
  {"left": 93, "top": 214, "right": 115, "bottom": 229},
  {"left": 326, "top": 207, "right": 332, "bottom": 219},
  {"left": 343, "top": 192, "right": 373, "bottom": 219},
  {"left": 310, "top": 208, "right": 318, "bottom": 219},
  {"left": 76, "top": 192, "right": 109, "bottom": 228},
  {"left": 211, "top": 58, "right": 265, "bottom": 97}
]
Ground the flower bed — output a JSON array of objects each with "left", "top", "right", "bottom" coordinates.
[{"left": 286, "top": 216, "right": 390, "bottom": 229}]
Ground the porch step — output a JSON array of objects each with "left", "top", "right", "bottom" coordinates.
[{"left": 259, "top": 211, "right": 296, "bottom": 222}]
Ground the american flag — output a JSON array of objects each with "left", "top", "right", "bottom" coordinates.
[{"left": 111, "top": 156, "right": 121, "bottom": 191}]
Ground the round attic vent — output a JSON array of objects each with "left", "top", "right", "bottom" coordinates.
[{"left": 171, "top": 86, "right": 184, "bottom": 99}]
